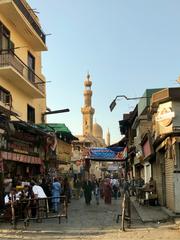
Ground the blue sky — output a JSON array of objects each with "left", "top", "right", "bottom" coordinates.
[{"left": 28, "top": 0, "right": 180, "bottom": 144}]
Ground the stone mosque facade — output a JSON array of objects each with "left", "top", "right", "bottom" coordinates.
[{"left": 71, "top": 74, "right": 110, "bottom": 177}]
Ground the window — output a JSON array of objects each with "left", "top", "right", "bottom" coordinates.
[
  {"left": 27, "top": 104, "right": 35, "bottom": 123},
  {"left": 0, "top": 22, "right": 10, "bottom": 53},
  {"left": 28, "top": 52, "right": 35, "bottom": 82},
  {"left": 0, "top": 86, "right": 11, "bottom": 105}
]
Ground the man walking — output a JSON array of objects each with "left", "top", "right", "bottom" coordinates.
[{"left": 51, "top": 178, "right": 61, "bottom": 213}]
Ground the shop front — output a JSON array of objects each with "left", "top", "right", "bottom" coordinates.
[
  {"left": 1, "top": 121, "right": 47, "bottom": 179},
  {"left": 0, "top": 107, "right": 20, "bottom": 208},
  {"left": 151, "top": 88, "right": 180, "bottom": 213}
]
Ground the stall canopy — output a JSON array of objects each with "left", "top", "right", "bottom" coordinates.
[
  {"left": 85, "top": 147, "right": 127, "bottom": 161},
  {"left": 38, "top": 123, "right": 78, "bottom": 142}
]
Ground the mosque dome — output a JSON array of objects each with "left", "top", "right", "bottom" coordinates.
[{"left": 93, "top": 122, "right": 103, "bottom": 139}]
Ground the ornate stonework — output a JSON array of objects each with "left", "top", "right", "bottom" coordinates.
[{"left": 81, "top": 74, "right": 95, "bottom": 135}]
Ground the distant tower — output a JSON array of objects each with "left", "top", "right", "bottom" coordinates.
[
  {"left": 106, "top": 128, "right": 110, "bottom": 146},
  {"left": 81, "top": 73, "right": 95, "bottom": 135}
]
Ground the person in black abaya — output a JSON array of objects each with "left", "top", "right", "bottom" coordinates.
[{"left": 82, "top": 178, "right": 92, "bottom": 205}]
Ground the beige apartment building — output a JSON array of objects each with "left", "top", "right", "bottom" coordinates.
[
  {"left": 0, "top": 0, "right": 47, "bottom": 122},
  {"left": 0, "top": 0, "right": 49, "bottom": 182}
]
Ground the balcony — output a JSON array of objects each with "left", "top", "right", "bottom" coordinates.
[
  {"left": 0, "top": 51, "right": 45, "bottom": 98},
  {"left": 0, "top": 0, "right": 47, "bottom": 51}
]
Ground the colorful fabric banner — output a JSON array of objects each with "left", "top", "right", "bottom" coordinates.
[{"left": 85, "top": 147, "right": 127, "bottom": 161}]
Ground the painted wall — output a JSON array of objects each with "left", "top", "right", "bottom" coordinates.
[
  {"left": 0, "top": 76, "right": 46, "bottom": 122},
  {"left": 56, "top": 139, "right": 72, "bottom": 162}
]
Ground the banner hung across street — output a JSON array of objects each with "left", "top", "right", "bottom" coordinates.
[{"left": 85, "top": 147, "right": 127, "bottom": 161}]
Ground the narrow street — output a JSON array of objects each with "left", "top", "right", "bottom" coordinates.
[{"left": 0, "top": 196, "right": 179, "bottom": 240}]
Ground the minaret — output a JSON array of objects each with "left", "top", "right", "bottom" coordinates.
[
  {"left": 106, "top": 128, "right": 110, "bottom": 146},
  {"left": 81, "top": 73, "right": 95, "bottom": 136}
]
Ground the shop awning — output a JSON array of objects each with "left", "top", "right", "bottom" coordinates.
[{"left": 38, "top": 123, "right": 78, "bottom": 141}]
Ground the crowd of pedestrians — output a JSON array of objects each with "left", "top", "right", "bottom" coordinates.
[
  {"left": 1, "top": 174, "right": 74, "bottom": 222},
  {"left": 1, "top": 172, "right": 156, "bottom": 224},
  {"left": 81, "top": 176, "right": 121, "bottom": 206},
  {"left": 80, "top": 175, "right": 156, "bottom": 206}
]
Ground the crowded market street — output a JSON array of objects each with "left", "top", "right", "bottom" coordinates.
[
  {"left": 1, "top": 1, "right": 180, "bottom": 240},
  {"left": 0, "top": 196, "right": 179, "bottom": 240}
]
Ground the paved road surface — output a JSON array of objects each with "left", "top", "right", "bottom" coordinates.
[{"left": 0, "top": 195, "right": 179, "bottom": 239}]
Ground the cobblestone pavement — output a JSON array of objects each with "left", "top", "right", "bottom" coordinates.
[{"left": 0, "top": 196, "right": 179, "bottom": 239}]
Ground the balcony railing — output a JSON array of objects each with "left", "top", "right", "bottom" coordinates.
[
  {"left": 0, "top": 51, "right": 45, "bottom": 94},
  {"left": 13, "top": 0, "right": 46, "bottom": 44}
]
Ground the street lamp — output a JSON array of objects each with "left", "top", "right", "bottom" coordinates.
[
  {"left": 109, "top": 95, "right": 148, "bottom": 112},
  {"left": 42, "top": 108, "right": 70, "bottom": 123}
]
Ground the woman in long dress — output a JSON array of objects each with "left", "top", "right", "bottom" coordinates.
[
  {"left": 82, "top": 179, "right": 92, "bottom": 205},
  {"left": 103, "top": 179, "right": 112, "bottom": 204}
]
